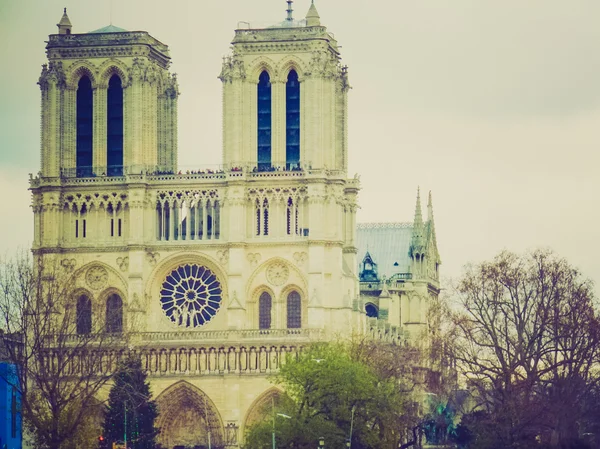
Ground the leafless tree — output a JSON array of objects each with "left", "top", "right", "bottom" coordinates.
[
  {"left": 449, "top": 249, "right": 600, "bottom": 448},
  {"left": 0, "top": 251, "right": 123, "bottom": 449}
]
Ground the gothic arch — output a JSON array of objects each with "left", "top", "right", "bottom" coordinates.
[
  {"left": 242, "top": 387, "right": 284, "bottom": 436},
  {"left": 67, "top": 61, "right": 98, "bottom": 89},
  {"left": 72, "top": 262, "right": 128, "bottom": 298},
  {"left": 277, "top": 56, "right": 306, "bottom": 83},
  {"left": 98, "top": 287, "right": 127, "bottom": 332},
  {"left": 245, "top": 257, "right": 307, "bottom": 302},
  {"left": 279, "top": 284, "right": 307, "bottom": 328},
  {"left": 146, "top": 252, "right": 229, "bottom": 330},
  {"left": 155, "top": 380, "right": 225, "bottom": 449},
  {"left": 97, "top": 59, "right": 130, "bottom": 88},
  {"left": 248, "top": 56, "right": 278, "bottom": 82},
  {"left": 248, "top": 285, "right": 276, "bottom": 329},
  {"left": 146, "top": 251, "right": 228, "bottom": 300}
]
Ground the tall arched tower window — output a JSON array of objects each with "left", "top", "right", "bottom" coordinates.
[
  {"left": 287, "top": 291, "right": 301, "bottom": 329},
  {"left": 107, "top": 75, "right": 123, "bottom": 176},
  {"left": 286, "top": 70, "right": 300, "bottom": 169},
  {"left": 106, "top": 293, "right": 123, "bottom": 333},
  {"left": 257, "top": 71, "right": 271, "bottom": 171},
  {"left": 76, "top": 76, "right": 93, "bottom": 177},
  {"left": 76, "top": 295, "right": 92, "bottom": 335},
  {"left": 259, "top": 292, "right": 272, "bottom": 329}
]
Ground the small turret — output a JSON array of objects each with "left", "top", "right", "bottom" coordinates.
[
  {"left": 306, "top": 0, "right": 321, "bottom": 27},
  {"left": 57, "top": 8, "right": 72, "bottom": 35}
]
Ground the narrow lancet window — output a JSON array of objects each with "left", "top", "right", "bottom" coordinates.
[
  {"left": 76, "top": 295, "right": 92, "bottom": 335},
  {"left": 257, "top": 71, "right": 272, "bottom": 171},
  {"left": 287, "top": 291, "right": 301, "bottom": 329},
  {"left": 106, "top": 294, "right": 123, "bottom": 333},
  {"left": 259, "top": 292, "right": 272, "bottom": 329},
  {"left": 286, "top": 70, "right": 300, "bottom": 169},
  {"left": 107, "top": 75, "right": 123, "bottom": 176},
  {"left": 76, "top": 76, "right": 93, "bottom": 177}
]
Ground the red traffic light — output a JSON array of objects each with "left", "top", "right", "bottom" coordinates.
[{"left": 99, "top": 436, "right": 105, "bottom": 441}]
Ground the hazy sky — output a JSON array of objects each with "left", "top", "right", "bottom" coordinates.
[{"left": 1, "top": 0, "right": 599, "bottom": 290}]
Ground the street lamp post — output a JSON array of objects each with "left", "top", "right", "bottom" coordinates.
[
  {"left": 318, "top": 436, "right": 325, "bottom": 449},
  {"left": 348, "top": 404, "right": 355, "bottom": 449}
]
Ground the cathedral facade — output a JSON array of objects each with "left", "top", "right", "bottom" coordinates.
[{"left": 30, "top": 4, "right": 440, "bottom": 447}]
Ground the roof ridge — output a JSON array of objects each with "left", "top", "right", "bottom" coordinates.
[{"left": 357, "top": 222, "right": 413, "bottom": 229}]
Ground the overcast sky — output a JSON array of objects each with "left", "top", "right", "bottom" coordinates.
[{"left": 1, "top": 0, "right": 599, "bottom": 290}]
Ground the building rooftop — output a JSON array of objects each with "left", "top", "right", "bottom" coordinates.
[
  {"left": 356, "top": 223, "right": 413, "bottom": 279},
  {"left": 88, "top": 24, "right": 128, "bottom": 34}
]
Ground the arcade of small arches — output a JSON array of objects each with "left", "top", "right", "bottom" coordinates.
[
  {"left": 257, "top": 290, "right": 303, "bottom": 330},
  {"left": 75, "top": 290, "right": 124, "bottom": 335}
]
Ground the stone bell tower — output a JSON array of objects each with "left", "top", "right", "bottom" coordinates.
[
  {"left": 219, "top": 0, "right": 350, "bottom": 171},
  {"left": 38, "top": 9, "right": 179, "bottom": 179}
]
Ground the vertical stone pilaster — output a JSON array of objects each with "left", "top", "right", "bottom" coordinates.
[
  {"left": 46, "top": 78, "right": 60, "bottom": 178},
  {"left": 271, "top": 80, "right": 285, "bottom": 166},
  {"left": 39, "top": 70, "right": 50, "bottom": 177},
  {"left": 93, "top": 86, "right": 107, "bottom": 175},
  {"left": 63, "top": 87, "right": 76, "bottom": 171},
  {"left": 128, "top": 61, "right": 144, "bottom": 169}
]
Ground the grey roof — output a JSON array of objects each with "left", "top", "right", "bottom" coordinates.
[
  {"left": 88, "top": 24, "right": 128, "bottom": 34},
  {"left": 357, "top": 223, "right": 413, "bottom": 278}
]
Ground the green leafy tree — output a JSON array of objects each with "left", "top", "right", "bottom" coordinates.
[
  {"left": 103, "top": 354, "right": 158, "bottom": 449},
  {"left": 244, "top": 341, "right": 421, "bottom": 449}
]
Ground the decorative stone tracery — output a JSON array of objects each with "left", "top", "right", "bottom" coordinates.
[{"left": 160, "top": 263, "right": 223, "bottom": 327}]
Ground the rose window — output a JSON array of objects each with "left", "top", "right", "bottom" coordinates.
[{"left": 160, "top": 264, "right": 222, "bottom": 327}]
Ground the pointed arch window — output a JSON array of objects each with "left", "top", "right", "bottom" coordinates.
[
  {"left": 106, "top": 293, "right": 123, "bottom": 333},
  {"left": 107, "top": 75, "right": 123, "bottom": 176},
  {"left": 257, "top": 71, "right": 272, "bottom": 171},
  {"left": 76, "top": 295, "right": 92, "bottom": 335},
  {"left": 259, "top": 292, "right": 272, "bottom": 329},
  {"left": 76, "top": 76, "right": 93, "bottom": 177},
  {"left": 287, "top": 291, "right": 301, "bottom": 329},
  {"left": 286, "top": 70, "right": 300, "bottom": 169}
]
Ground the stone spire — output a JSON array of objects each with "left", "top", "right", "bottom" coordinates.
[
  {"left": 427, "top": 190, "right": 434, "bottom": 223},
  {"left": 426, "top": 191, "right": 441, "bottom": 264},
  {"left": 410, "top": 187, "right": 425, "bottom": 256},
  {"left": 57, "top": 8, "right": 72, "bottom": 35},
  {"left": 306, "top": 0, "right": 321, "bottom": 26}
]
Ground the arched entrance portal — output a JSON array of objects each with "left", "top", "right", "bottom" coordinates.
[
  {"left": 242, "top": 388, "right": 283, "bottom": 437},
  {"left": 155, "top": 381, "right": 224, "bottom": 449}
]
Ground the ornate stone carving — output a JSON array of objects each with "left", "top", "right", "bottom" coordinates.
[
  {"left": 130, "top": 293, "right": 144, "bottom": 312},
  {"left": 228, "top": 291, "right": 244, "bottom": 310},
  {"left": 266, "top": 263, "right": 289, "bottom": 287},
  {"left": 225, "top": 422, "right": 239, "bottom": 446},
  {"left": 247, "top": 253, "right": 261, "bottom": 267},
  {"left": 219, "top": 56, "right": 246, "bottom": 83},
  {"left": 217, "top": 249, "right": 229, "bottom": 265},
  {"left": 293, "top": 252, "right": 307, "bottom": 266},
  {"left": 146, "top": 251, "right": 160, "bottom": 266},
  {"left": 117, "top": 256, "right": 129, "bottom": 272},
  {"left": 306, "top": 50, "right": 339, "bottom": 79},
  {"left": 160, "top": 264, "right": 222, "bottom": 327},
  {"left": 60, "top": 258, "right": 76, "bottom": 271},
  {"left": 86, "top": 266, "right": 108, "bottom": 290}
]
